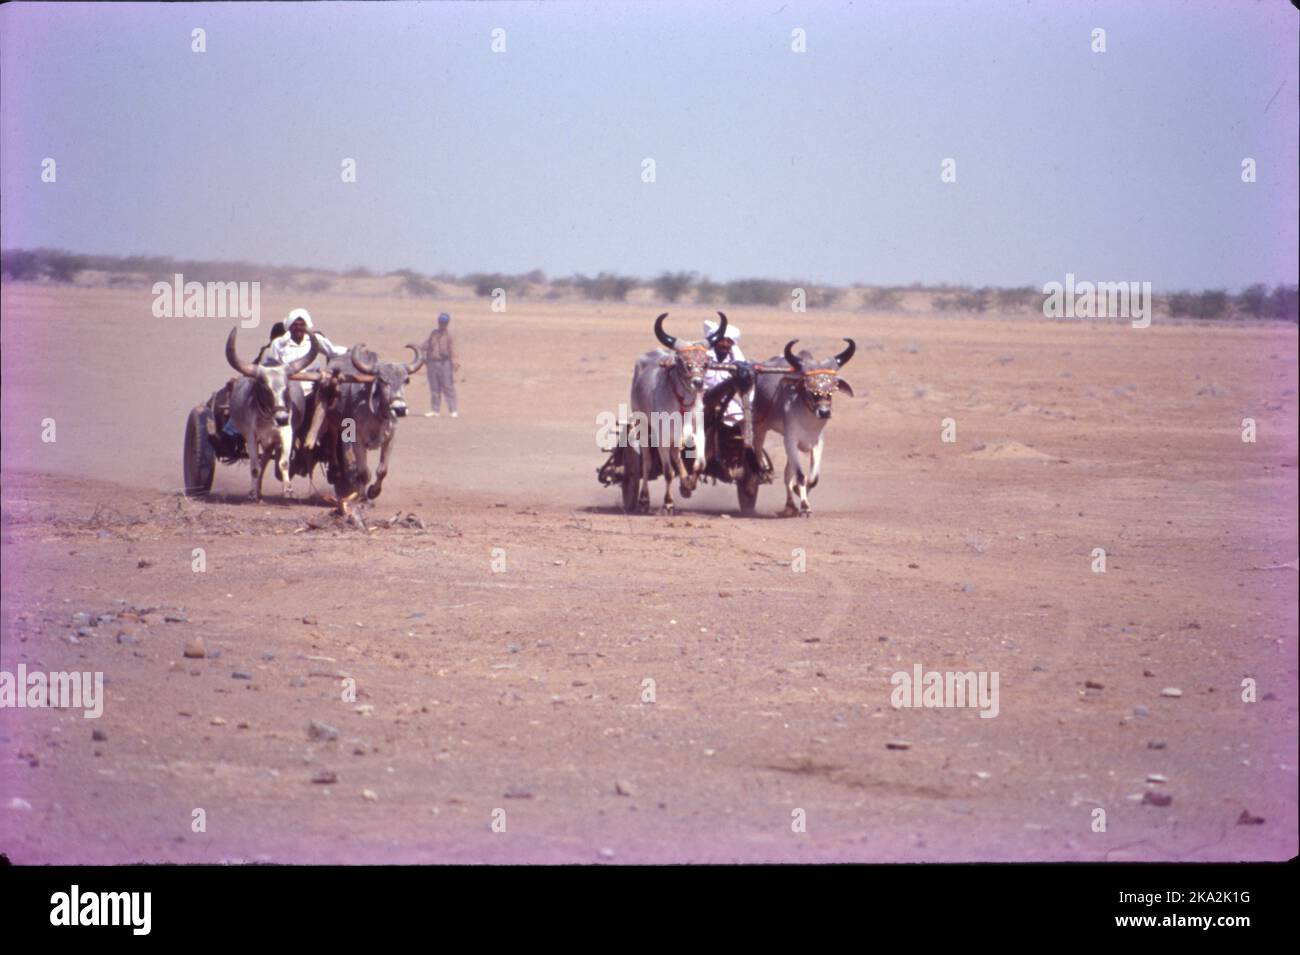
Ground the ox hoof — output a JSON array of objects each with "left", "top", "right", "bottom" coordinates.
[
  {"left": 800, "top": 507, "right": 812, "bottom": 518},
  {"left": 777, "top": 504, "right": 799, "bottom": 518},
  {"left": 659, "top": 505, "right": 675, "bottom": 516}
]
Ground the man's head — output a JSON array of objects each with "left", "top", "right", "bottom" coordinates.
[
  {"left": 287, "top": 307, "right": 313, "bottom": 342},
  {"left": 438, "top": 312, "right": 451, "bottom": 328},
  {"left": 704, "top": 319, "right": 740, "bottom": 360}
]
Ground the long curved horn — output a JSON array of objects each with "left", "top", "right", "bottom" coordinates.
[
  {"left": 283, "top": 332, "right": 321, "bottom": 376},
  {"left": 653, "top": 313, "right": 675, "bottom": 349},
  {"left": 403, "top": 343, "right": 426, "bottom": 375},
  {"left": 783, "top": 339, "right": 803, "bottom": 373},
  {"left": 350, "top": 343, "right": 378, "bottom": 375},
  {"left": 225, "top": 328, "right": 257, "bottom": 377},
  {"left": 707, "top": 311, "right": 729, "bottom": 344},
  {"left": 834, "top": 338, "right": 856, "bottom": 368}
]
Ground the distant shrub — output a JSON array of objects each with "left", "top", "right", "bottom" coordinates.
[
  {"left": 724, "top": 278, "right": 786, "bottom": 307},
  {"left": 695, "top": 278, "right": 724, "bottom": 304},
  {"left": 1, "top": 249, "right": 41, "bottom": 281},
  {"left": 805, "top": 286, "right": 843, "bottom": 309},
  {"left": 343, "top": 266, "right": 373, "bottom": 278},
  {"left": 652, "top": 271, "right": 695, "bottom": 303},
  {"left": 1266, "top": 284, "right": 1299, "bottom": 323},
  {"left": 572, "top": 272, "right": 638, "bottom": 301},
  {"left": 296, "top": 276, "right": 335, "bottom": 294},
  {"left": 954, "top": 287, "right": 992, "bottom": 313},
  {"left": 1, "top": 248, "right": 86, "bottom": 283},
  {"left": 1165, "top": 289, "right": 1229, "bottom": 320},
  {"left": 401, "top": 275, "right": 440, "bottom": 298},
  {"left": 862, "top": 287, "right": 903, "bottom": 311},
  {"left": 995, "top": 287, "right": 1039, "bottom": 311}
]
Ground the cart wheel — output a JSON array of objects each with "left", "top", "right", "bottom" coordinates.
[
  {"left": 183, "top": 405, "right": 217, "bottom": 497},
  {"left": 737, "top": 460, "right": 760, "bottom": 515},
  {"left": 621, "top": 446, "right": 641, "bottom": 513}
]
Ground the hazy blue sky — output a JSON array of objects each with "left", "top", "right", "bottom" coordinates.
[{"left": 2, "top": 0, "right": 1296, "bottom": 289}]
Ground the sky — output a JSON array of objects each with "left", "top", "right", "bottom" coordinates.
[{"left": 1, "top": 0, "right": 1296, "bottom": 290}]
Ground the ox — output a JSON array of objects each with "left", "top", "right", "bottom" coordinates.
[
  {"left": 317, "top": 342, "right": 425, "bottom": 509},
  {"left": 628, "top": 312, "right": 728, "bottom": 514},
  {"left": 224, "top": 327, "right": 320, "bottom": 501},
  {"left": 751, "top": 338, "right": 856, "bottom": 517}
]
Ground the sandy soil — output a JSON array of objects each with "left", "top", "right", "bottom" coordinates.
[{"left": 1, "top": 283, "right": 1296, "bottom": 863}]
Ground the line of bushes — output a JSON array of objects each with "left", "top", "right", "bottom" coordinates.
[{"left": 3, "top": 248, "right": 1294, "bottom": 321}]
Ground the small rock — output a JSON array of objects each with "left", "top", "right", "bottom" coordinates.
[
  {"left": 164, "top": 613, "right": 188, "bottom": 623},
  {"left": 137, "top": 559, "right": 154, "bottom": 569},
  {"left": 312, "top": 770, "right": 338, "bottom": 784},
  {"left": 1142, "top": 670, "right": 1155, "bottom": 677},
  {"left": 1160, "top": 687, "right": 1183, "bottom": 698},
  {"left": 76, "top": 627, "right": 94, "bottom": 638},
  {"left": 210, "top": 717, "right": 226, "bottom": 726},
  {"left": 1085, "top": 679, "right": 1104, "bottom": 690},
  {"left": 302, "top": 616, "right": 318, "bottom": 625},
  {"left": 615, "top": 780, "right": 635, "bottom": 797},
  {"left": 504, "top": 786, "right": 533, "bottom": 799},
  {"left": 72, "top": 612, "right": 93, "bottom": 627},
  {"left": 183, "top": 637, "right": 206, "bottom": 659},
  {"left": 1146, "top": 773, "right": 1167, "bottom": 784},
  {"left": 308, "top": 720, "right": 340, "bottom": 741},
  {"left": 1134, "top": 705, "right": 1150, "bottom": 718},
  {"left": 231, "top": 671, "right": 252, "bottom": 680},
  {"left": 886, "top": 740, "right": 912, "bottom": 751},
  {"left": 1237, "top": 810, "right": 1265, "bottom": 826},
  {"left": 262, "top": 652, "right": 275, "bottom": 661},
  {"left": 718, "top": 591, "right": 733, "bottom": 598},
  {"left": 91, "top": 729, "right": 107, "bottom": 742},
  {"left": 116, "top": 631, "right": 138, "bottom": 645},
  {"left": 1147, "top": 740, "right": 1167, "bottom": 750},
  {"left": 362, "top": 789, "right": 378, "bottom": 802},
  {"left": 1141, "top": 791, "right": 1172, "bottom": 807}
]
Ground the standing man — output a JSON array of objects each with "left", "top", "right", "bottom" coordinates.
[{"left": 423, "top": 311, "right": 459, "bottom": 417}]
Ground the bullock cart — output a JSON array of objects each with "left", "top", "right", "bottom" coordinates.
[{"left": 597, "top": 360, "right": 787, "bottom": 514}]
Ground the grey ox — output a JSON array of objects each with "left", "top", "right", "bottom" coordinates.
[
  {"left": 320, "top": 342, "right": 425, "bottom": 505},
  {"left": 751, "top": 338, "right": 856, "bottom": 517},
  {"left": 224, "top": 326, "right": 320, "bottom": 501},
  {"left": 628, "top": 312, "right": 728, "bottom": 514}
]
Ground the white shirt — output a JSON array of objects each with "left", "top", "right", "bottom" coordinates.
[
  {"left": 704, "top": 343, "right": 748, "bottom": 422},
  {"left": 268, "top": 331, "right": 348, "bottom": 371}
]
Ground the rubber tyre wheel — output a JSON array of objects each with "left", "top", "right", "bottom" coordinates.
[
  {"left": 184, "top": 405, "right": 216, "bottom": 497},
  {"left": 621, "top": 447, "right": 642, "bottom": 513}
]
